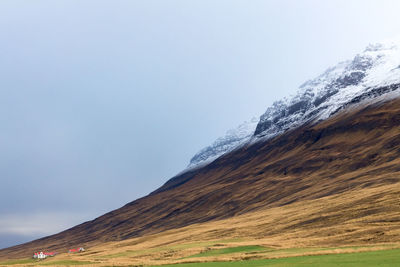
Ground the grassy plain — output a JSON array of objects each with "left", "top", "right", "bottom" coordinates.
[
  {"left": 154, "top": 248, "right": 400, "bottom": 267},
  {"left": 1, "top": 182, "right": 399, "bottom": 266},
  {"left": 1, "top": 245, "right": 399, "bottom": 266}
]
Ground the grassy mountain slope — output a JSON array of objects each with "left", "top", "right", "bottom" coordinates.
[{"left": 0, "top": 96, "right": 399, "bottom": 260}]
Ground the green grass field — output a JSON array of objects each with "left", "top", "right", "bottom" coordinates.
[
  {"left": 0, "top": 259, "right": 93, "bottom": 266},
  {"left": 38, "top": 260, "right": 93, "bottom": 265},
  {"left": 186, "top": 245, "right": 268, "bottom": 258},
  {"left": 0, "top": 258, "right": 37, "bottom": 265},
  {"left": 155, "top": 248, "right": 400, "bottom": 267},
  {"left": 1, "top": 246, "right": 398, "bottom": 266}
]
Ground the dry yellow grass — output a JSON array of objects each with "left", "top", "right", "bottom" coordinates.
[{"left": 5, "top": 181, "right": 398, "bottom": 266}]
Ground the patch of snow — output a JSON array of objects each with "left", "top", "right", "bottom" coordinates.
[{"left": 187, "top": 117, "right": 258, "bottom": 168}]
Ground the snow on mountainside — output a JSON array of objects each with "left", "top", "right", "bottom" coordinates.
[
  {"left": 188, "top": 40, "right": 400, "bottom": 168},
  {"left": 188, "top": 117, "right": 258, "bottom": 168},
  {"left": 254, "top": 41, "right": 400, "bottom": 137}
]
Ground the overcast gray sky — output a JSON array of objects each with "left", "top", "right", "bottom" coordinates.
[{"left": 1, "top": 0, "right": 400, "bottom": 249}]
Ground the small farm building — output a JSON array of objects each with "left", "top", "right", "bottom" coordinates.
[{"left": 68, "top": 247, "right": 85, "bottom": 253}]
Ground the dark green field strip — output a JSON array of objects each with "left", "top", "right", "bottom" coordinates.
[
  {"left": 156, "top": 248, "right": 400, "bottom": 267},
  {"left": 186, "top": 245, "right": 268, "bottom": 258},
  {"left": 0, "top": 258, "right": 37, "bottom": 265},
  {"left": 38, "top": 260, "right": 93, "bottom": 265}
]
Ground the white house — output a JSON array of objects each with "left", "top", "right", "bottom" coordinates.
[
  {"left": 33, "top": 252, "right": 46, "bottom": 259},
  {"left": 33, "top": 251, "right": 56, "bottom": 259}
]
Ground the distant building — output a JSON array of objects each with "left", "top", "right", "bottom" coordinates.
[
  {"left": 33, "top": 252, "right": 45, "bottom": 259},
  {"left": 33, "top": 251, "right": 57, "bottom": 259},
  {"left": 68, "top": 247, "right": 85, "bottom": 253}
]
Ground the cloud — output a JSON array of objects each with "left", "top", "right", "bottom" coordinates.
[
  {"left": 0, "top": 233, "right": 38, "bottom": 250},
  {"left": 0, "top": 212, "right": 99, "bottom": 249},
  {"left": 0, "top": 212, "right": 90, "bottom": 237}
]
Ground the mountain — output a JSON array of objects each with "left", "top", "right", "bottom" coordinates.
[
  {"left": 188, "top": 117, "right": 258, "bottom": 168},
  {"left": 1, "top": 41, "right": 400, "bottom": 260},
  {"left": 189, "top": 41, "right": 400, "bottom": 167}
]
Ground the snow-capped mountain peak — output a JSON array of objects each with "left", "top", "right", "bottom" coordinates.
[
  {"left": 188, "top": 40, "right": 400, "bottom": 169},
  {"left": 255, "top": 40, "right": 400, "bottom": 136}
]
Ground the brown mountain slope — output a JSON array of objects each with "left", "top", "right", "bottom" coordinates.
[
  {"left": 1, "top": 96, "right": 399, "bottom": 259},
  {"left": 28, "top": 182, "right": 400, "bottom": 266}
]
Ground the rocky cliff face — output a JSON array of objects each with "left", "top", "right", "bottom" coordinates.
[{"left": 189, "top": 41, "right": 400, "bottom": 168}]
